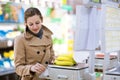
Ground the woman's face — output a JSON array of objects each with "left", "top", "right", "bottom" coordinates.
[{"left": 25, "top": 15, "right": 42, "bottom": 34}]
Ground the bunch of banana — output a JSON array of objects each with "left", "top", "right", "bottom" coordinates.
[{"left": 54, "top": 53, "right": 76, "bottom": 66}]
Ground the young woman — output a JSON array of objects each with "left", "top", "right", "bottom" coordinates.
[{"left": 14, "top": 7, "right": 54, "bottom": 80}]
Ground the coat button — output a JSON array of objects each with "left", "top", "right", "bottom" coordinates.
[
  {"left": 37, "top": 51, "right": 40, "bottom": 54},
  {"left": 43, "top": 50, "right": 46, "bottom": 53},
  {"left": 45, "top": 61, "right": 48, "bottom": 64}
]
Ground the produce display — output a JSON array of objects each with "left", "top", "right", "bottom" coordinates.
[{"left": 54, "top": 53, "right": 76, "bottom": 66}]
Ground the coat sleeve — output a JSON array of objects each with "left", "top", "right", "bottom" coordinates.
[
  {"left": 14, "top": 35, "right": 34, "bottom": 77},
  {"left": 49, "top": 36, "right": 55, "bottom": 63}
]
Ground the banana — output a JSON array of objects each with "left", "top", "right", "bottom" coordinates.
[
  {"left": 55, "top": 53, "right": 76, "bottom": 64},
  {"left": 54, "top": 60, "right": 74, "bottom": 66},
  {"left": 56, "top": 56, "right": 73, "bottom": 62},
  {"left": 59, "top": 53, "right": 73, "bottom": 58}
]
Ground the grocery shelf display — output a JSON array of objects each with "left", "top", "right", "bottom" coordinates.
[{"left": 0, "top": 0, "right": 76, "bottom": 80}]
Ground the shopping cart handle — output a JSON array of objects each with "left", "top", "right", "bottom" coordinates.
[{"left": 57, "top": 75, "right": 68, "bottom": 79}]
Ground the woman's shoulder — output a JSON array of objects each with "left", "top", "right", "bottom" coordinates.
[
  {"left": 42, "top": 25, "right": 53, "bottom": 35},
  {"left": 14, "top": 33, "right": 24, "bottom": 41}
]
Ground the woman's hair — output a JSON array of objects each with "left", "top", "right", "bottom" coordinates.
[{"left": 24, "top": 7, "right": 43, "bottom": 23}]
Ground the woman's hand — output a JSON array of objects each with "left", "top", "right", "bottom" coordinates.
[{"left": 30, "top": 63, "right": 46, "bottom": 74}]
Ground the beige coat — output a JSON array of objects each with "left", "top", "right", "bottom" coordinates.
[{"left": 14, "top": 25, "right": 54, "bottom": 80}]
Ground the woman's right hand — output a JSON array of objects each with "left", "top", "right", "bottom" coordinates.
[{"left": 30, "top": 63, "right": 46, "bottom": 74}]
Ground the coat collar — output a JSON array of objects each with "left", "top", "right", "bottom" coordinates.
[{"left": 24, "top": 25, "right": 53, "bottom": 40}]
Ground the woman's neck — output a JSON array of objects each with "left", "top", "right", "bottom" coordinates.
[{"left": 26, "top": 27, "right": 43, "bottom": 39}]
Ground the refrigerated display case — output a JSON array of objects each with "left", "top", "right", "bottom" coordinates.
[{"left": 74, "top": 1, "right": 120, "bottom": 80}]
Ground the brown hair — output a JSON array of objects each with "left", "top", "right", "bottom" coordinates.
[{"left": 24, "top": 7, "right": 43, "bottom": 23}]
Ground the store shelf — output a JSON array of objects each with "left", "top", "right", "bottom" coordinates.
[
  {"left": 0, "top": 39, "right": 14, "bottom": 48},
  {"left": 0, "top": 68, "right": 15, "bottom": 76},
  {"left": 0, "top": 67, "right": 17, "bottom": 80}
]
